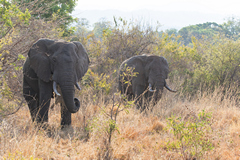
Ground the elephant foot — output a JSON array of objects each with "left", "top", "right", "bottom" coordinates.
[
  {"left": 34, "top": 122, "right": 55, "bottom": 137},
  {"left": 59, "top": 125, "right": 74, "bottom": 139}
]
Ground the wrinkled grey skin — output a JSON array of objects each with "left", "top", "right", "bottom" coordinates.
[
  {"left": 118, "top": 55, "right": 176, "bottom": 111},
  {"left": 23, "top": 39, "right": 90, "bottom": 128}
]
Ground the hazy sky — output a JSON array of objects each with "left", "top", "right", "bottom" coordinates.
[
  {"left": 73, "top": 0, "right": 240, "bottom": 29},
  {"left": 76, "top": 0, "right": 240, "bottom": 15}
]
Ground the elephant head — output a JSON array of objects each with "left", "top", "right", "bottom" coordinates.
[
  {"left": 28, "top": 39, "right": 89, "bottom": 113},
  {"left": 144, "top": 55, "right": 176, "bottom": 101},
  {"left": 118, "top": 54, "right": 176, "bottom": 110}
]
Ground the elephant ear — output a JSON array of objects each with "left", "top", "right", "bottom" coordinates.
[
  {"left": 28, "top": 39, "right": 55, "bottom": 82},
  {"left": 72, "top": 41, "right": 90, "bottom": 81},
  {"left": 160, "top": 56, "right": 169, "bottom": 78}
]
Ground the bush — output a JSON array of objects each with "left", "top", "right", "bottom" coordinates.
[{"left": 165, "top": 110, "right": 214, "bottom": 159}]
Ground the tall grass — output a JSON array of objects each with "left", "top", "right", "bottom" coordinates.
[{"left": 1, "top": 84, "right": 240, "bottom": 159}]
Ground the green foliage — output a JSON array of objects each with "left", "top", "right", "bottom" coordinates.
[
  {"left": 71, "top": 18, "right": 91, "bottom": 42},
  {"left": 106, "top": 118, "right": 120, "bottom": 135},
  {"left": 13, "top": 0, "right": 77, "bottom": 36},
  {"left": 120, "top": 64, "right": 138, "bottom": 84},
  {"left": 1, "top": 77, "right": 13, "bottom": 99},
  {"left": 86, "top": 69, "right": 114, "bottom": 94},
  {"left": 220, "top": 17, "right": 240, "bottom": 40},
  {"left": 119, "top": 64, "right": 138, "bottom": 111},
  {"left": 119, "top": 64, "right": 138, "bottom": 95},
  {"left": 3, "top": 151, "right": 41, "bottom": 160},
  {"left": 165, "top": 28, "right": 178, "bottom": 36},
  {"left": 178, "top": 22, "right": 221, "bottom": 45},
  {"left": 0, "top": 0, "right": 31, "bottom": 37},
  {"left": 166, "top": 110, "right": 214, "bottom": 159},
  {"left": 185, "top": 36, "right": 240, "bottom": 93},
  {"left": 0, "top": 1, "right": 29, "bottom": 115},
  {"left": 154, "top": 30, "right": 240, "bottom": 95},
  {"left": 81, "top": 69, "right": 115, "bottom": 103},
  {"left": 176, "top": 18, "right": 240, "bottom": 45},
  {"left": 154, "top": 32, "right": 194, "bottom": 86},
  {"left": 86, "top": 95, "right": 124, "bottom": 159},
  {"left": 85, "top": 66, "right": 138, "bottom": 159},
  {"left": 73, "top": 17, "right": 240, "bottom": 97},
  {"left": 95, "top": 18, "right": 156, "bottom": 74},
  {"left": 93, "top": 18, "right": 112, "bottom": 38}
]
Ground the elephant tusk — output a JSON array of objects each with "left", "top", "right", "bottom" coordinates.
[
  {"left": 53, "top": 81, "right": 61, "bottom": 96},
  {"left": 149, "top": 83, "right": 156, "bottom": 92},
  {"left": 164, "top": 82, "right": 177, "bottom": 92},
  {"left": 75, "top": 82, "right": 81, "bottom": 91}
]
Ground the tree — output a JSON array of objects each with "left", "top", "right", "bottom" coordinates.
[
  {"left": 220, "top": 17, "right": 240, "bottom": 40},
  {"left": 74, "top": 18, "right": 90, "bottom": 35},
  {"left": 0, "top": 0, "right": 30, "bottom": 38},
  {"left": 93, "top": 18, "right": 112, "bottom": 38},
  {"left": 165, "top": 28, "right": 178, "bottom": 36},
  {"left": 71, "top": 18, "right": 90, "bottom": 44},
  {"left": 178, "top": 22, "right": 221, "bottom": 45},
  {"left": 13, "top": 0, "right": 77, "bottom": 36}
]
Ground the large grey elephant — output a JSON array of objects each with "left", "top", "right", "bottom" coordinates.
[
  {"left": 23, "top": 38, "right": 90, "bottom": 128},
  {"left": 118, "top": 54, "right": 176, "bottom": 110}
]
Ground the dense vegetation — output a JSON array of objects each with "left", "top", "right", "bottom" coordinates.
[
  {"left": 73, "top": 17, "right": 240, "bottom": 99},
  {"left": 1, "top": 0, "right": 240, "bottom": 159}
]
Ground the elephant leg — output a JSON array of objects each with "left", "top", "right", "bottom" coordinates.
[
  {"left": 38, "top": 80, "right": 52, "bottom": 124},
  {"left": 60, "top": 103, "right": 72, "bottom": 128},
  {"left": 145, "top": 91, "right": 155, "bottom": 110},
  {"left": 27, "top": 95, "right": 38, "bottom": 122},
  {"left": 133, "top": 84, "right": 146, "bottom": 110},
  {"left": 152, "top": 90, "right": 162, "bottom": 106},
  {"left": 23, "top": 79, "right": 39, "bottom": 122}
]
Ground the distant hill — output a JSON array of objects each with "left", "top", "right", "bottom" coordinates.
[{"left": 71, "top": 9, "right": 229, "bottom": 30}]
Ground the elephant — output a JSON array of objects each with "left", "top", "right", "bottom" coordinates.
[
  {"left": 118, "top": 54, "right": 176, "bottom": 111},
  {"left": 23, "top": 38, "right": 90, "bottom": 128}
]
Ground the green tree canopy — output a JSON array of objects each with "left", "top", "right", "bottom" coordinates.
[
  {"left": 178, "top": 22, "right": 221, "bottom": 45},
  {"left": 177, "top": 18, "right": 240, "bottom": 45},
  {"left": 13, "top": 0, "right": 78, "bottom": 36},
  {"left": 93, "top": 18, "right": 112, "bottom": 38},
  {"left": 220, "top": 17, "right": 240, "bottom": 40},
  {"left": 0, "top": 0, "right": 31, "bottom": 37}
]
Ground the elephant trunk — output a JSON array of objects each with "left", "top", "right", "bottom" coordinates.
[
  {"left": 152, "top": 79, "right": 165, "bottom": 101},
  {"left": 59, "top": 82, "right": 80, "bottom": 113}
]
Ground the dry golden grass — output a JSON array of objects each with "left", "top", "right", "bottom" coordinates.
[{"left": 1, "top": 86, "right": 240, "bottom": 159}]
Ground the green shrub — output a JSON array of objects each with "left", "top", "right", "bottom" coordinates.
[{"left": 165, "top": 110, "right": 214, "bottom": 159}]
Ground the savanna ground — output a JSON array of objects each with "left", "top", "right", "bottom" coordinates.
[{"left": 1, "top": 83, "right": 240, "bottom": 160}]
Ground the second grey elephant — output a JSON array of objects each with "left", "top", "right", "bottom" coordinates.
[
  {"left": 23, "top": 38, "right": 90, "bottom": 128},
  {"left": 118, "top": 54, "right": 176, "bottom": 110}
]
